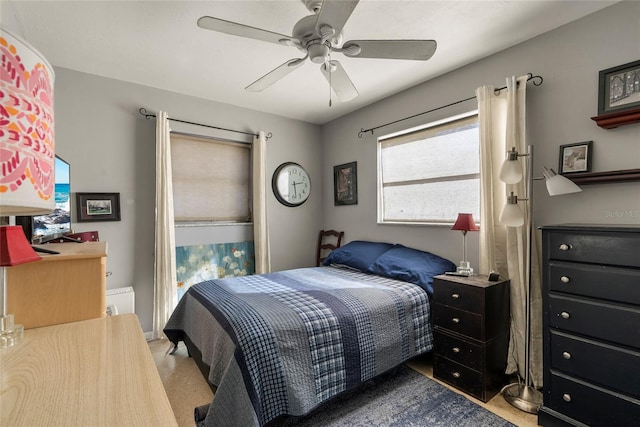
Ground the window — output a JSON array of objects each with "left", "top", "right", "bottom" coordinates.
[
  {"left": 378, "top": 112, "right": 479, "bottom": 225},
  {"left": 170, "top": 133, "right": 250, "bottom": 223}
]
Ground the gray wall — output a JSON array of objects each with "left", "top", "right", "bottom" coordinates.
[
  {"left": 321, "top": 1, "right": 640, "bottom": 267},
  {"left": 52, "top": 69, "right": 322, "bottom": 333}
]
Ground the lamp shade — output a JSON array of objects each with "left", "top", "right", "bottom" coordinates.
[
  {"left": 499, "top": 193, "right": 525, "bottom": 227},
  {"left": 451, "top": 213, "right": 479, "bottom": 232},
  {"left": 543, "top": 167, "right": 582, "bottom": 196},
  {"left": 499, "top": 147, "right": 523, "bottom": 184},
  {"left": 0, "top": 29, "right": 55, "bottom": 215},
  {"left": 0, "top": 225, "right": 41, "bottom": 266}
]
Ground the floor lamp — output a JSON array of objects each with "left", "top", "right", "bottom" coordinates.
[{"left": 497, "top": 145, "right": 581, "bottom": 414}]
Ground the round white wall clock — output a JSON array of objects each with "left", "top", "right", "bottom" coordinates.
[{"left": 272, "top": 162, "right": 311, "bottom": 207}]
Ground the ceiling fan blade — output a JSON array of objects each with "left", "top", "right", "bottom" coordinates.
[
  {"left": 342, "top": 40, "right": 437, "bottom": 60},
  {"left": 197, "top": 16, "right": 294, "bottom": 45},
  {"left": 320, "top": 60, "right": 358, "bottom": 102},
  {"left": 245, "top": 58, "right": 305, "bottom": 92},
  {"left": 315, "top": 0, "right": 359, "bottom": 35}
]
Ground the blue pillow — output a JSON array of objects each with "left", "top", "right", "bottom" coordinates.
[
  {"left": 366, "top": 244, "right": 456, "bottom": 296},
  {"left": 323, "top": 240, "right": 394, "bottom": 272}
]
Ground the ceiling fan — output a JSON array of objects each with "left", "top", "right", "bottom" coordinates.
[{"left": 197, "top": 0, "right": 437, "bottom": 103}]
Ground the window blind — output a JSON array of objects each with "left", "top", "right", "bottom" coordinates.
[
  {"left": 378, "top": 113, "right": 479, "bottom": 224},
  {"left": 170, "top": 133, "right": 250, "bottom": 222}
]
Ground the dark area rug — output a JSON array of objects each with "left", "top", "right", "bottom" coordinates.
[{"left": 197, "top": 364, "right": 516, "bottom": 426}]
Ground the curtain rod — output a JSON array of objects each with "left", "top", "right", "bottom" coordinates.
[
  {"left": 138, "top": 108, "right": 273, "bottom": 141},
  {"left": 357, "top": 73, "right": 543, "bottom": 139}
]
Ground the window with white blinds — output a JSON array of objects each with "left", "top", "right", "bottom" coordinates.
[
  {"left": 378, "top": 112, "right": 480, "bottom": 224},
  {"left": 170, "top": 133, "right": 250, "bottom": 223}
]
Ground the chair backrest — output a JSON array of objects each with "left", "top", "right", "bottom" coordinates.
[{"left": 317, "top": 230, "right": 344, "bottom": 266}]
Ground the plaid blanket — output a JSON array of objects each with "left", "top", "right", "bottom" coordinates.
[{"left": 164, "top": 266, "right": 433, "bottom": 426}]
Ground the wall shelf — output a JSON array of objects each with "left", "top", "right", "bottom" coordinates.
[
  {"left": 565, "top": 169, "right": 640, "bottom": 185},
  {"left": 591, "top": 107, "right": 640, "bottom": 129}
]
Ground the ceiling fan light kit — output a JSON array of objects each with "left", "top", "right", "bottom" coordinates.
[
  {"left": 309, "top": 43, "right": 331, "bottom": 64},
  {"left": 197, "top": 0, "right": 436, "bottom": 103}
]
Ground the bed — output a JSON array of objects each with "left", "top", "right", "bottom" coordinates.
[{"left": 164, "top": 241, "right": 456, "bottom": 426}]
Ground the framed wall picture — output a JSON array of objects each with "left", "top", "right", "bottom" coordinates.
[
  {"left": 558, "top": 141, "right": 593, "bottom": 175},
  {"left": 333, "top": 161, "right": 358, "bottom": 206},
  {"left": 76, "top": 192, "right": 121, "bottom": 222},
  {"left": 597, "top": 59, "right": 640, "bottom": 115}
]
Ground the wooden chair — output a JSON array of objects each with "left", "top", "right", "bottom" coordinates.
[{"left": 317, "top": 230, "right": 344, "bottom": 266}]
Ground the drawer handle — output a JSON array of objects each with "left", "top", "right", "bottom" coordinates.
[
  {"left": 562, "top": 393, "right": 571, "bottom": 402},
  {"left": 560, "top": 276, "right": 571, "bottom": 284},
  {"left": 558, "top": 243, "right": 572, "bottom": 251},
  {"left": 560, "top": 311, "right": 570, "bottom": 319},
  {"left": 452, "top": 371, "right": 461, "bottom": 378},
  {"left": 452, "top": 318, "right": 460, "bottom": 324},
  {"left": 452, "top": 347, "right": 460, "bottom": 353},
  {"left": 562, "top": 352, "right": 571, "bottom": 360},
  {"left": 451, "top": 293, "right": 460, "bottom": 299}
]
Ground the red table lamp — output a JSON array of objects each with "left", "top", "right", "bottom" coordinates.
[
  {"left": 451, "top": 213, "right": 479, "bottom": 276},
  {"left": 0, "top": 226, "right": 42, "bottom": 347}
]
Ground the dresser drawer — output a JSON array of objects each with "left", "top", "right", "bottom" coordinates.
[
  {"left": 545, "top": 230, "right": 640, "bottom": 267},
  {"left": 545, "top": 372, "right": 640, "bottom": 427},
  {"left": 433, "top": 303, "right": 482, "bottom": 340},
  {"left": 433, "top": 279, "right": 483, "bottom": 312},
  {"left": 548, "top": 261, "right": 640, "bottom": 305},
  {"left": 433, "top": 330, "right": 483, "bottom": 371},
  {"left": 550, "top": 331, "right": 640, "bottom": 398},
  {"left": 549, "top": 294, "right": 640, "bottom": 348},
  {"left": 433, "top": 355, "right": 485, "bottom": 401}
]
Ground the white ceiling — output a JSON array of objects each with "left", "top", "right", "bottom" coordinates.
[{"left": 2, "top": 0, "right": 616, "bottom": 125}]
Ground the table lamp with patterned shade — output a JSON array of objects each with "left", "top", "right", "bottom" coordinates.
[
  {"left": 451, "top": 213, "right": 479, "bottom": 276},
  {"left": 0, "top": 28, "right": 55, "bottom": 347}
]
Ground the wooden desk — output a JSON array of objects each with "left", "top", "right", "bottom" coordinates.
[
  {"left": 0, "top": 314, "right": 178, "bottom": 426},
  {"left": 6, "top": 241, "right": 107, "bottom": 329}
]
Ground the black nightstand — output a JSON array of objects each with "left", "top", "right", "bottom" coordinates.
[{"left": 432, "top": 274, "right": 510, "bottom": 402}]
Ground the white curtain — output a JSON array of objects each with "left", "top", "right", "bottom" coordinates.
[
  {"left": 153, "top": 111, "right": 177, "bottom": 340},
  {"left": 252, "top": 131, "right": 271, "bottom": 274},
  {"left": 476, "top": 76, "right": 543, "bottom": 387}
]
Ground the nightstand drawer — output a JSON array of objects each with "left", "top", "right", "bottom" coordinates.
[
  {"left": 433, "top": 330, "right": 483, "bottom": 371},
  {"left": 549, "top": 261, "right": 640, "bottom": 305},
  {"left": 545, "top": 372, "right": 640, "bottom": 427},
  {"left": 433, "top": 356, "right": 484, "bottom": 401},
  {"left": 433, "top": 303, "right": 482, "bottom": 340},
  {"left": 545, "top": 230, "right": 640, "bottom": 268},
  {"left": 549, "top": 294, "right": 640, "bottom": 348},
  {"left": 433, "top": 279, "right": 483, "bottom": 312},
  {"left": 550, "top": 331, "right": 640, "bottom": 398}
]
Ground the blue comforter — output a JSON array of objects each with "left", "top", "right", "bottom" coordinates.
[{"left": 164, "top": 266, "right": 433, "bottom": 426}]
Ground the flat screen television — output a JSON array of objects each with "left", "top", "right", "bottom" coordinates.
[{"left": 16, "top": 155, "right": 71, "bottom": 244}]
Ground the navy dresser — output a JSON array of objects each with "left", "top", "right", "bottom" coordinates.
[{"left": 539, "top": 224, "right": 640, "bottom": 426}]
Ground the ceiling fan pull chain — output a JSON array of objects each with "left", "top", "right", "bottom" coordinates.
[
  {"left": 329, "top": 72, "right": 332, "bottom": 107},
  {"left": 328, "top": 58, "right": 333, "bottom": 107}
]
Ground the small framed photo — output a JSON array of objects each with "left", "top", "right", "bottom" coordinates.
[
  {"left": 76, "top": 192, "right": 121, "bottom": 222},
  {"left": 333, "top": 161, "right": 358, "bottom": 206},
  {"left": 559, "top": 141, "right": 593, "bottom": 175},
  {"left": 597, "top": 59, "right": 640, "bottom": 115}
]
